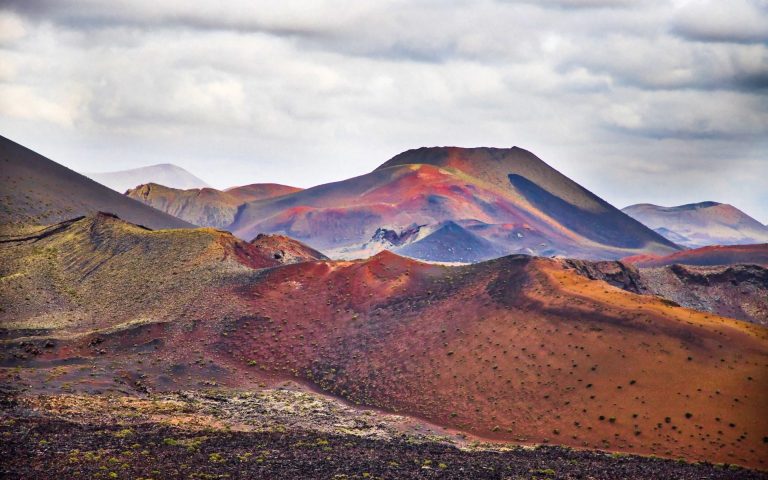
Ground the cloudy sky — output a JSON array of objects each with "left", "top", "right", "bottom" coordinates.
[{"left": 1, "top": 0, "right": 767, "bottom": 221}]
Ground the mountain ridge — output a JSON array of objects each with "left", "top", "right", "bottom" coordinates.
[
  {"left": 623, "top": 202, "right": 768, "bottom": 248},
  {"left": 126, "top": 182, "right": 302, "bottom": 228}
]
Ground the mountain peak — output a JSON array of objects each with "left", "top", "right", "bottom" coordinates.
[
  {"left": 375, "top": 146, "right": 534, "bottom": 172},
  {"left": 87, "top": 163, "right": 210, "bottom": 193}
]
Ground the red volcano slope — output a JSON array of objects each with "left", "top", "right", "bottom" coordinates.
[
  {"left": 625, "top": 244, "right": 768, "bottom": 268},
  {"left": 560, "top": 259, "right": 768, "bottom": 326},
  {"left": 2, "top": 219, "right": 766, "bottom": 468},
  {"left": 216, "top": 252, "right": 768, "bottom": 468}
]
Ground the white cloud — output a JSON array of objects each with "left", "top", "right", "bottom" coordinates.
[
  {"left": 0, "top": 11, "right": 26, "bottom": 44},
  {"left": 0, "top": 84, "right": 78, "bottom": 126}
]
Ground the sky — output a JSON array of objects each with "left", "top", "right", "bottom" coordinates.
[{"left": 0, "top": 0, "right": 767, "bottom": 221}]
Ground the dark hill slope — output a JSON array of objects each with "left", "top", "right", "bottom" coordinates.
[{"left": 0, "top": 135, "right": 192, "bottom": 231}]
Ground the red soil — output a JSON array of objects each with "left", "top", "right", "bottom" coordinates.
[
  {"left": 213, "top": 253, "right": 768, "bottom": 468},
  {"left": 625, "top": 244, "right": 768, "bottom": 267},
  {"left": 4, "top": 218, "right": 767, "bottom": 468}
]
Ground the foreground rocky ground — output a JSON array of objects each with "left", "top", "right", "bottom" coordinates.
[{"left": 1, "top": 387, "right": 765, "bottom": 480}]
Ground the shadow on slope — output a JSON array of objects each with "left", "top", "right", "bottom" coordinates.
[{"left": 508, "top": 174, "right": 679, "bottom": 250}]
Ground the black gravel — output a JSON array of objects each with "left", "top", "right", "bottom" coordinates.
[{"left": 1, "top": 418, "right": 766, "bottom": 480}]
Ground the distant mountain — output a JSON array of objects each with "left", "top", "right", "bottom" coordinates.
[
  {"left": 86, "top": 163, "right": 210, "bottom": 193},
  {"left": 0, "top": 135, "right": 193, "bottom": 231},
  {"left": 126, "top": 183, "right": 302, "bottom": 229},
  {"left": 227, "top": 147, "right": 678, "bottom": 262},
  {"left": 124, "top": 146, "right": 681, "bottom": 263},
  {"left": 622, "top": 202, "right": 768, "bottom": 248}
]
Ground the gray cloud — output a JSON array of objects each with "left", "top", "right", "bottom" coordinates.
[
  {"left": 0, "top": 0, "right": 766, "bottom": 222},
  {"left": 527, "top": 0, "right": 652, "bottom": 9},
  {"left": 672, "top": 0, "right": 768, "bottom": 44}
]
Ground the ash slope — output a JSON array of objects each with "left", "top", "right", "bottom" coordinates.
[
  {"left": 623, "top": 202, "right": 768, "bottom": 248},
  {"left": 0, "top": 135, "right": 192, "bottom": 231},
  {"left": 1, "top": 215, "right": 766, "bottom": 468},
  {"left": 87, "top": 163, "right": 210, "bottom": 193}
]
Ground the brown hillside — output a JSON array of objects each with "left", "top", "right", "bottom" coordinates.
[
  {"left": 0, "top": 213, "right": 325, "bottom": 335},
  {"left": 127, "top": 182, "right": 302, "bottom": 228}
]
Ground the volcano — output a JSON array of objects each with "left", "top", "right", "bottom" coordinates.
[{"left": 131, "top": 146, "right": 679, "bottom": 262}]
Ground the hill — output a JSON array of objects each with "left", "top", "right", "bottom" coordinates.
[
  {"left": 86, "top": 163, "right": 210, "bottom": 193},
  {"left": 394, "top": 220, "right": 506, "bottom": 263},
  {"left": 126, "top": 182, "right": 301, "bottom": 228},
  {"left": 0, "top": 135, "right": 193, "bottom": 231},
  {"left": 224, "top": 147, "right": 679, "bottom": 262},
  {"left": 224, "top": 183, "right": 303, "bottom": 202},
  {"left": 1, "top": 216, "right": 765, "bottom": 468},
  {"left": 622, "top": 202, "right": 768, "bottom": 248},
  {"left": 624, "top": 244, "right": 768, "bottom": 268},
  {"left": 0, "top": 213, "right": 326, "bottom": 336}
]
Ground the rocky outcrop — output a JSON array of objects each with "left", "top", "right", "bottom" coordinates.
[
  {"left": 561, "top": 259, "right": 646, "bottom": 293},
  {"left": 563, "top": 258, "right": 768, "bottom": 325},
  {"left": 250, "top": 233, "right": 329, "bottom": 264}
]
